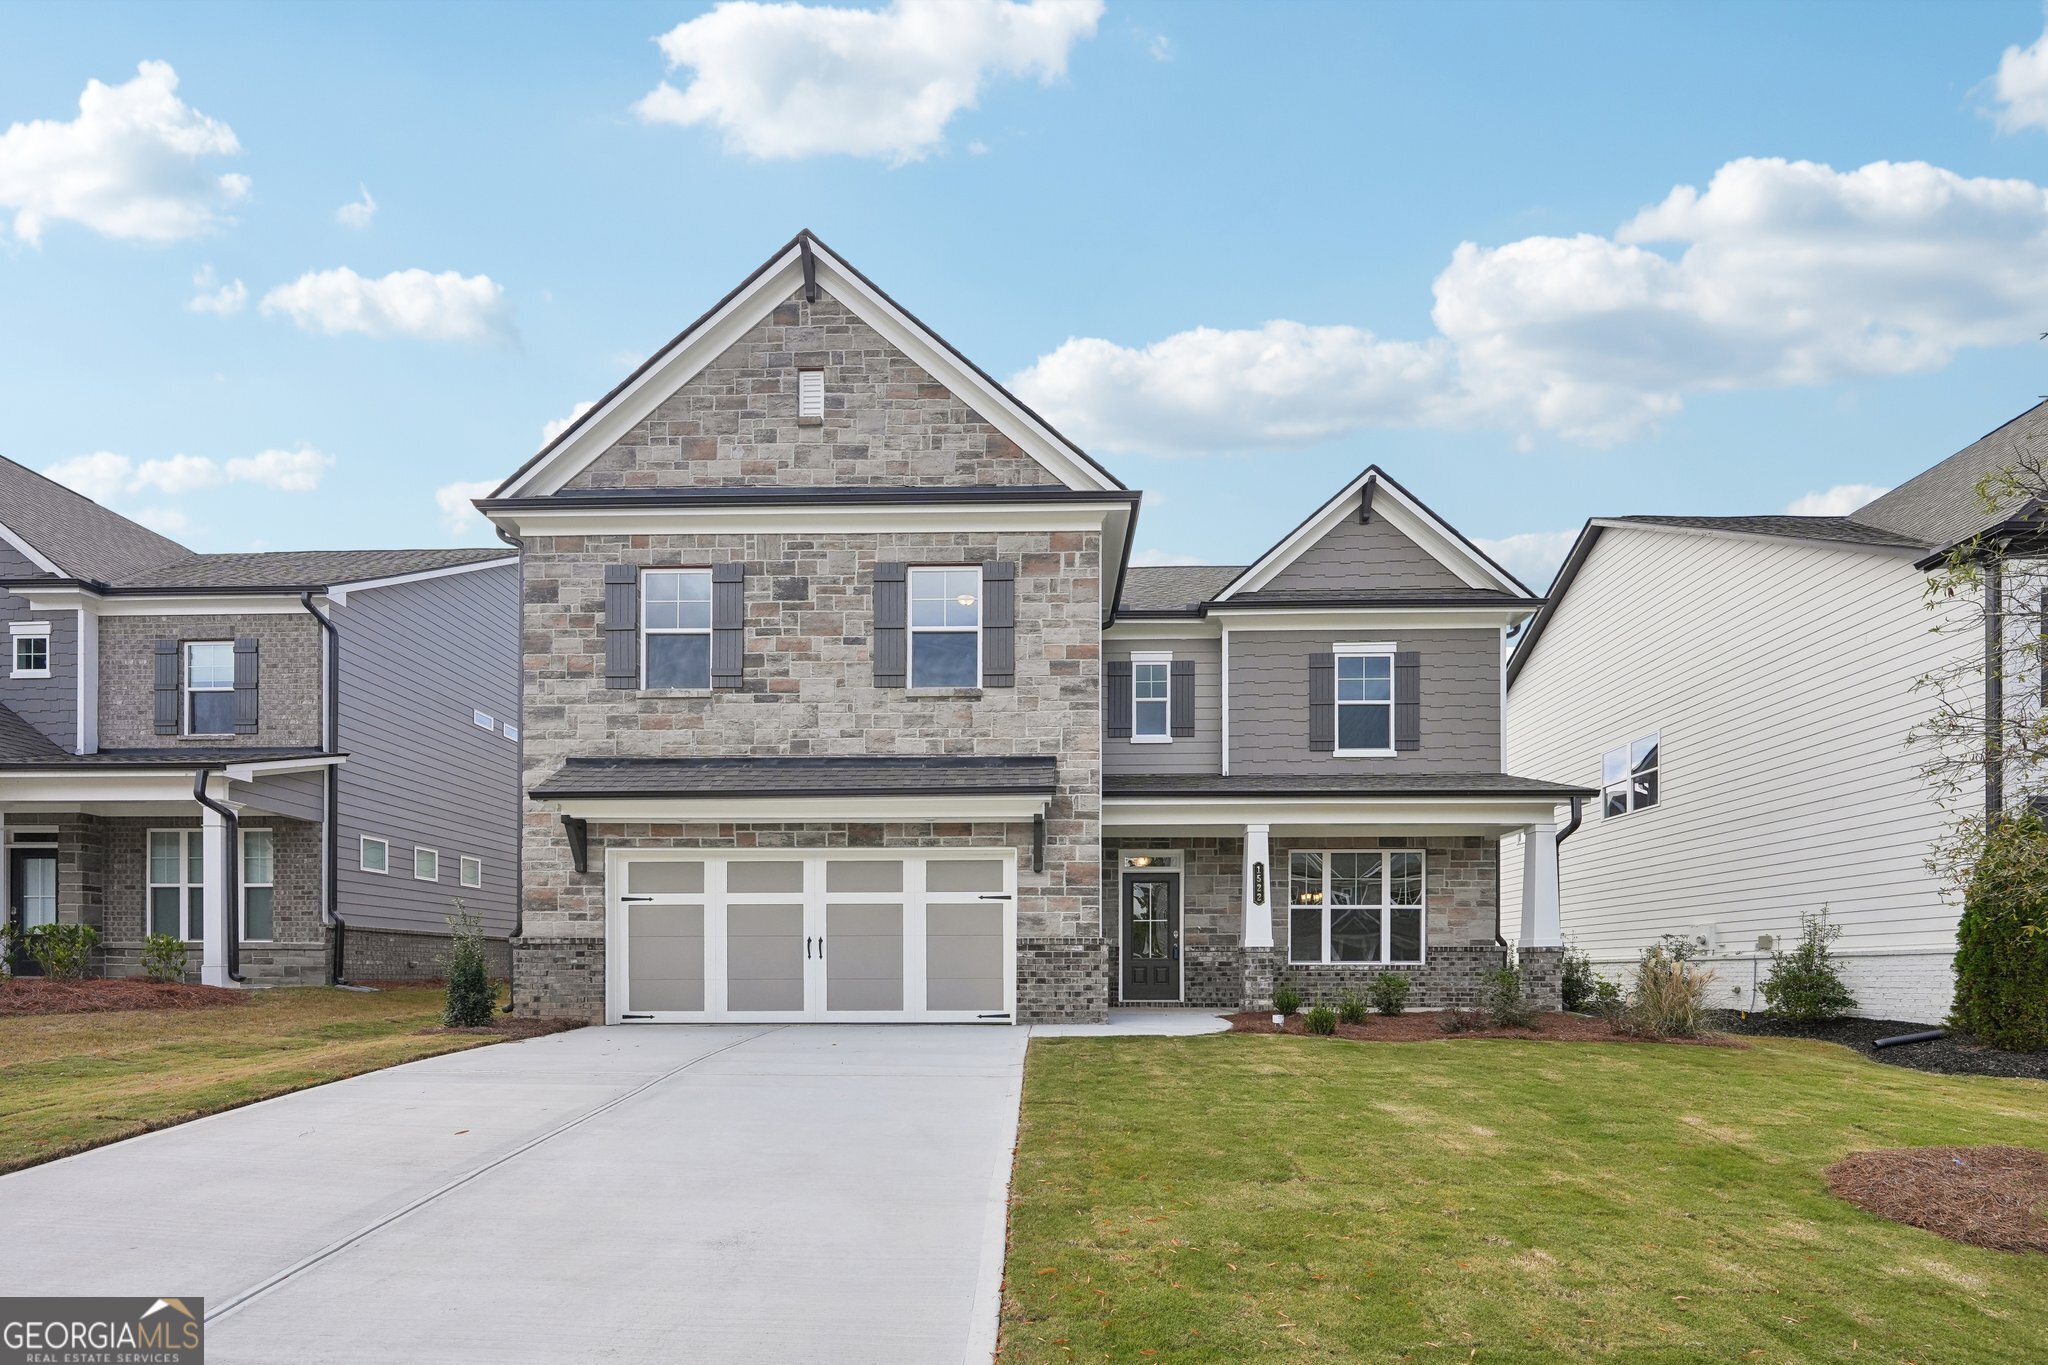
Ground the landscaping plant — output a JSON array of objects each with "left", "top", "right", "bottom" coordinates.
[
  {"left": 1590, "top": 977, "right": 1625, "bottom": 1026},
  {"left": 441, "top": 903, "right": 496, "bottom": 1028},
  {"left": 139, "top": 932, "right": 188, "bottom": 984},
  {"left": 1760, "top": 907, "right": 1858, "bottom": 1024},
  {"left": 1272, "top": 983, "right": 1302, "bottom": 1017},
  {"left": 1436, "top": 1006, "right": 1481, "bottom": 1033},
  {"left": 1336, "top": 988, "right": 1368, "bottom": 1026},
  {"left": 1950, "top": 811, "right": 2048, "bottom": 1051},
  {"left": 1618, "top": 938, "right": 1714, "bottom": 1038},
  {"left": 1560, "top": 945, "right": 1597, "bottom": 1012},
  {"left": 26, "top": 923, "right": 98, "bottom": 980},
  {"left": 1482, "top": 959, "right": 1537, "bottom": 1029},
  {"left": 1303, "top": 1003, "right": 1338, "bottom": 1035},
  {"left": 1367, "top": 972, "right": 1411, "bottom": 1016}
]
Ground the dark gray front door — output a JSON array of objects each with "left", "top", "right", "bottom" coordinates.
[
  {"left": 1121, "top": 874, "right": 1179, "bottom": 1001},
  {"left": 8, "top": 849, "right": 57, "bottom": 976}
]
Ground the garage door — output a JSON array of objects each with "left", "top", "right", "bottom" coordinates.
[{"left": 605, "top": 851, "right": 1016, "bottom": 1024}]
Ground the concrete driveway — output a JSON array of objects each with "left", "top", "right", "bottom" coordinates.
[{"left": 0, "top": 1024, "right": 1032, "bottom": 1364}]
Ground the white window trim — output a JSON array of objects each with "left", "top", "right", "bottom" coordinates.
[
  {"left": 460, "top": 855, "right": 483, "bottom": 889},
  {"left": 360, "top": 835, "right": 389, "bottom": 875},
  {"left": 1285, "top": 848, "right": 1428, "bottom": 966},
  {"left": 472, "top": 708, "right": 495, "bottom": 731},
  {"left": 640, "top": 567, "right": 714, "bottom": 692},
  {"left": 1332, "top": 642, "right": 1397, "bottom": 758},
  {"left": 10, "top": 621, "right": 51, "bottom": 679},
  {"left": 907, "top": 565, "right": 982, "bottom": 691},
  {"left": 146, "top": 827, "right": 203, "bottom": 943},
  {"left": 184, "top": 640, "right": 235, "bottom": 737},
  {"left": 1130, "top": 651, "right": 1173, "bottom": 744},
  {"left": 240, "top": 827, "right": 275, "bottom": 943},
  {"left": 1601, "top": 731, "right": 1662, "bottom": 820},
  {"left": 502, "top": 722, "right": 520, "bottom": 742},
  {"left": 414, "top": 846, "right": 440, "bottom": 882}
]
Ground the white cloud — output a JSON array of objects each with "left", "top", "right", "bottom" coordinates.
[
  {"left": 541, "top": 400, "right": 597, "bottom": 447},
  {"left": 1990, "top": 20, "right": 2048, "bottom": 132},
  {"left": 1014, "top": 157, "right": 2048, "bottom": 452},
  {"left": 259, "top": 267, "right": 512, "bottom": 343},
  {"left": 187, "top": 264, "right": 246, "bottom": 315},
  {"left": 42, "top": 451, "right": 134, "bottom": 502},
  {"left": 225, "top": 446, "right": 335, "bottom": 491},
  {"left": 336, "top": 184, "right": 376, "bottom": 229},
  {"left": 1147, "top": 33, "right": 1173, "bottom": 62},
  {"left": 0, "top": 60, "right": 247, "bottom": 245},
  {"left": 1785, "top": 482, "right": 1890, "bottom": 516},
  {"left": 634, "top": 0, "right": 1103, "bottom": 162},
  {"left": 130, "top": 506, "right": 191, "bottom": 536},
  {"left": 1128, "top": 548, "right": 1207, "bottom": 567},
  {"left": 434, "top": 479, "right": 500, "bottom": 541},
  {"left": 1473, "top": 530, "right": 1579, "bottom": 591},
  {"left": 43, "top": 445, "right": 334, "bottom": 504}
]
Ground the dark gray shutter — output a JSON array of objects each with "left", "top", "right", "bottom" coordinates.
[
  {"left": 711, "top": 563, "right": 745, "bottom": 689},
  {"left": 1105, "top": 659, "right": 1132, "bottom": 738},
  {"left": 873, "top": 562, "right": 907, "bottom": 688},
  {"left": 1308, "top": 653, "right": 1334, "bottom": 753},
  {"left": 232, "top": 637, "right": 260, "bottom": 735},
  {"left": 153, "top": 639, "right": 180, "bottom": 735},
  {"left": 603, "top": 565, "right": 639, "bottom": 690},
  {"left": 981, "top": 561, "right": 1015, "bottom": 688},
  {"left": 1394, "top": 649, "right": 1421, "bottom": 751},
  {"left": 1170, "top": 659, "right": 1195, "bottom": 738}
]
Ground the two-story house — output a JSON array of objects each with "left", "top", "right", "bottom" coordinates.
[
  {"left": 485, "top": 232, "right": 1588, "bottom": 1025},
  {"left": 0, "top": 456, "right": 521, "bottom": 985}
]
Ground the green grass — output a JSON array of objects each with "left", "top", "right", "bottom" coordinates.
[
  {"left": 0, "top": 986, "right": 494, "bottom": 1173},
  {"left": 1002, "top": 1033, "right": 2048, "bottom": 1362}
]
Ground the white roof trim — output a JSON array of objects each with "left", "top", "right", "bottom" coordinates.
[
  {"left": 1587, "top": 519, "right": 1927, "bottom": 560},
  {"left": 326, "top": 555, "right": 519, "bottom": 605},
  {"left": 0, "top": 520, "right": 63, "bottom": 577},
  {"left": 1215, "top": 468, "right": 1526, "bottom": 599},
  {"left": 495, "top": 237, "right": 1121, "bottom": 499},
  {"left": 1103, "top": 793, "right": 1565, "bottom": 833},
  {"left": 221, "top": 755, "right": 347, "bottom": 782}
]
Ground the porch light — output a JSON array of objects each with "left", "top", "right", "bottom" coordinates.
[{"left": 1127, "top": 855, "right": 1153, "bottom": 868}]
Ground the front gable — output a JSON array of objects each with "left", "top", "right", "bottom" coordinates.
[{"left": 1263, "top": 508, "right": 1470, "bottom": 593}]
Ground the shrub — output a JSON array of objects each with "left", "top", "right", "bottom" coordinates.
[
  {"left": 1560, "top": 946, "right": 1598, "bottom": 1012},
  {"left": 139, "top": 932, "right": 188, "bottom": 983},
  {"left": 442, "top": 904, "right": 496, "bottom": 1028},
  {"left": 1437, "top": 1006, "right": 1481, "bottom": 1033},
  {"left": 1336, "top": 988, "right": 1368, "bottom": 1026},
  {"left": 1617, "top": 940, "right": 1714, "bottom": 1038},
  {"left": 1272, "top": 983, "right": 1302, "bottom": 1017},
  {"left": 1303, "top": 1003, "right": 1338, "bottom": 1035},
  {"left": 1483, "top": 959, "right": 1538, "bottom": 1029},
  {"left": 1951, "top": 812, "right": 2048, "bottom": 1051},
  {"left": 1367, "top": 972, "right": 1411, "bottom": 1016},
  {"left": 1760, "top": 907, "right": 1858, "bottom": 1024},
  {"left": 0, "top": 922, "right": 16, "bottom": 978},
  {"left": 1590, "top": 978, "right": 1625, "bottom": 1026},
  {"left": 27, "top": 923, "right": 98, "bottom": 980}
]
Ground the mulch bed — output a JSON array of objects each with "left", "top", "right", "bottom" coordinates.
[
  {"left": 1826, "top": 1146, "right": 2048, "bottom": 1253},
  {"left": 1713, "top": 1012, "right": 2048, "bottom": 1082},
  {"left": 415, "top": 1016, "right": 583, "bottom": 1040},
  {"left": 1226, "top": 1009, "right": 1743, "bottom": 1046},
  {"left": 0, "top": 977, "right": 248, "bottom": 1018}
]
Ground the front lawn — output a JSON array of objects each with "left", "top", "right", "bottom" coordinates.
[
  {"left": 1003, "top": 1032, "right": 2048, "bottom": 1362},
  {"left": 0, "top": 985, "right": 505, "bottom": 1174}
]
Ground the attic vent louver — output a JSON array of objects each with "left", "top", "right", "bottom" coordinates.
[{"left": 798, "top": 369, "right": 825, "bottom": 420}]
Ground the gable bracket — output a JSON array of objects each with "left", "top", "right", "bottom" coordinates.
[
  {"left": 561, "top": 814, "right": 589, "bottom": 874},
  {"left": 800, "top": 236, "right": 818, "bottom": 303},
  {"left": 1358, "top": 477, "right": 1376, "bottom": 524}
]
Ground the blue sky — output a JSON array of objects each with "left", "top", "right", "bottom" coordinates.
[{"left": 5, "top": 0, "right": 2048, "bottom": 587}]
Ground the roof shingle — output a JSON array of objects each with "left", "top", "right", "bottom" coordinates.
[{"left": 0, "top": 455, "right": 194, "bottom": 582}]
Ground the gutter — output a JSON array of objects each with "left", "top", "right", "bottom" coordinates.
[
  {"left": 300, "top": 592, "right": 350, "bottom": 985},
  {"left": 190, "top": 770, "right": 245, "bottom": 983},
  {"left": 1496, "top": 794, "right": 1584, "bottom": 949}
]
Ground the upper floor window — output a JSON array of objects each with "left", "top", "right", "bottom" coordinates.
[
  {"left": 1132, "top": 653, "right": 1171, "bottom": 742},
  {"left": 909, "top": 567, "right": 980, "bottom": 689},
  {"left": 1334, "top": 644, "right": 1395, "bottom": 756},
  {"left": 10, "top": 624, "right": 50, "bottom": 679},
  {"left": 643, "top": 569, "right": 712, "bottom": 690},
  {"left": 1602, "top": 733, "right": 1660, "bottom": 818},
  {"left": 186, "top": 642, "right": 235, "bottom": 735}
]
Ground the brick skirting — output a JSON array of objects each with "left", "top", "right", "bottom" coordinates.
[
  {"left": 1277, "top": 943, "right": 1511, "bottom": 1011},
  {"left": 345, "top": 926, "right": 512, "bottom": 983},
  {"left": 512, "top": 936, "right": 607, "bottom": 1022},
  {"left": 1018, "top": 937, "right": 1108, "bottom": 1023}
]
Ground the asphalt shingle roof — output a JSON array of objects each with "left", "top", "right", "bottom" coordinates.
[
  {"left": 1851, "top": 400, "right": 2048, "bottom": 550},
  {"left": 1600, "top": 515, "right": 1927, "bottom": 551},
  {"left": 0, "top": 704, "right": 66, "bottom": 763},
  {"left": 1104, "top": 771, "right": 1594, "bottom": 797},
  {"left": 100, "top": 548, "right": 511, "bottom": 592},
  {"left": 533, "top": 754, "right": 1060, "bottom": 798},
  {"left": 0, "top": 455, "right": 195, "bottom": 582},
  {"left": 1114, "top": 565, "right": 1244, "bottom": 613}
]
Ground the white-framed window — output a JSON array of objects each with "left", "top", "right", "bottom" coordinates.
[
  {"left": 241, "top": 828, "right": 275, "bottom": 942},
  {"left": 472, "top": 708, "right": 495, "bottom": 731},
  {"left": 148, "top": 829, "right": 205, "bottom": 941},
  {"left": 185, "top": 641, "right": 235, "bottom": 735},
  {"left": 360, "top": 835, "right": 389, "bottom": 875},
  {"left": 642, "top": 568, "right": 713, "bottom": 690},
  {"left": 502, "top": 722, "right": 520, "bottom": 742},
  {"left": 798, "top": 368, "right": 825, "bottom": 419},
  {"left": 1602, "top": 734, "right": 1660, "bottom": 818},
  {"left": 1287, "top": 849, "right": 1425, "bottom": 965},
  {"left": 1131, "top": 652, "right": 1171, "bottom": 742},
  {"left": 414, "top": 847, "right": 439, "bottom": 882},
  {"left": 460, "top": 855, "right": 483, "bottom": 889},
  {"left": 10, "top": 622, "right": 51, "bottom": 679},
  {"left": 1333, "top": 643, "right": 1396, "bottom": 756},
  {"left": 908, "top": 566, "right": 980, "bottom": 689}
]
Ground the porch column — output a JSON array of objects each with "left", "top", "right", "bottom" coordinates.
[
  {"left": 1519, "top": 819, "right": 1562, "bottom": 947},
  {"left": 199, "top": 801, "right": 233, "bottom": 987},
  {"left": 1241, "top": 822, "right": 1273, "bottom": 948}
]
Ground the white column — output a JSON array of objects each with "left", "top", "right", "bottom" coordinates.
[
  {"left": 1241, "top": 822, "right": 1273, "bottom": 948},
  {"left": 1519, "top": 819, "right": 1561, "bottom": 947},
  {"left": 200, "top": 801, "right": 233, "bottom": 987}
]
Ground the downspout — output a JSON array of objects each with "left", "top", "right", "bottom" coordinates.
[
  {"left": 496, "top": 522, "right": 524, "bottom": 1012},
  {"left": 300, "top": 592, "right": 349, "bottom": 985},
  {"left": 191, "top": 770, "right": 244, "bottom": 983},
  {"left": 1496, "top": 795, "right": 1582, "bottom": 947}
]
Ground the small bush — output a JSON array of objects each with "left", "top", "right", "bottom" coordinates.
[
  {"left": 1950, "top": 812, "right": 2048, "bottom": 1051},
  {"left": 1367, "top": 972, "right": 1411, "bottom": 1016},
  {"left": 0, "top": 922, "right": 16, "bottom": 978},
  {"left": 1617, "top": 940, "right": 1714, "bottom": 1038},
  {"left": 1336, "top": 988, "right": 1368, "bottom": 1026},
  {"left": 1303, "top": 1003, "right": 1338, "bottom": 1035},
  {"left": 1483, "top": 960, "right": 1538, "bottom": 1029},
  {"left": 139, "top": 932, "right": 188, "bottom": 983},
  {"left": 442, "top": 904, "right": 496, "bottom": 1028},
  {"left": 1760, "top": 907, "right": 1858, "bottom": 1024},
  {"left": 1272, "top": 983, "right": 1302, "bottom": 1016},
  {"left": 27, "top": 923, "right": 98, "bottom": 980},
  {"left": 1560, "top": 946, "right": 1598, "bottom": 1012},
  {"left": 1590, "top": 978, "right": 1625, "bottom": 1026},
  {"left": 1437, "top": 1006, "right": 1481, "bottom": 1033}
]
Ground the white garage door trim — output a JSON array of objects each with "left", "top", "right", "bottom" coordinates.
[{"left": 604, "top": 848, "right": 1018, "bottom": 1025}]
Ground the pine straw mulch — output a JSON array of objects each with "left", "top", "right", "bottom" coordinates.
[
  {"left": 415, "top": 1015, "right": 584, "bottom": 1040},
  {"left": 1226, "top": 1008, "right": 1745, "bottom": 1047},
  {"left": 1826, "top": 1146, "right": 2048, "bottom": 1253},
  {"left": 0, "top": 976, "right": 248, "bottom": 1018}
]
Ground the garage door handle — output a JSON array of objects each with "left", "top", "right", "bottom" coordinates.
[
  {"left": 806, "top": 936, "right": 813, "bottom": 959},
  {"left": 620, "top": 895, "right": 654, "bottom": 903},
  {"left": 818, "top": 937, "right": 825, "bottom": 958},
  {"left": 977, "top": 894, "right": 1011, "bottom": 901}
]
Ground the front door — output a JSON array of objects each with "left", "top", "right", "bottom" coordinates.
[
  {"left": 1121, "top": 873, "right": 1180, "bottom": 1002},
  {"left": 7, "top": 849, "right": 58, "bottom": 976}
]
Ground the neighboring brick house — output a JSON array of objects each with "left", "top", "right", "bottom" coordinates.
[
  {"left": 0, "top": 458, "right": 520, "bottom": 984},
  {"left": 485, "top": 231, "right": 1587, "bottom": 1025}
]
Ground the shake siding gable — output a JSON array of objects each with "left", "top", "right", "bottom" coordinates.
[
  {"left": 0, "top": 542, "right": 77, "bottom": 750},
  {"left": 1264, "top": 512, "right": 1471, "bottom": 593}
]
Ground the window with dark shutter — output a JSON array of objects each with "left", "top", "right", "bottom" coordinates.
[
  {"left": 1105, "top": 659, "right": 1133, "bottom": 738},
  {"left": 711, "top": 563, "right": 744, "bottom": 689},
  {"left": 1170, "top": 659, "right": 1195, "bottom": 737},
  {"left": 873, "top": 562, "right": 907, "bottom": 688},
  {"left": 153, "top": 638, "right": 179, "bottom": 735},
  {"left": 981, "top": 561, "right": 1015, "bottom": 688},
  {"left": 1394, "top": 649, "right": 1421, "bottom": 751},
  {"left": 232, "top": 638, "right": 260, "bottom": 735},
  {"left": 1308, "top": 653, "right": 1335, "bottom": 753},
  {"left": 603, "top": 565, "right": 639, "bottom": 690}
]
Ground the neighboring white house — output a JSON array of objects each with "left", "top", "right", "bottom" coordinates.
[{"left": 1500, "top": 402, "right": 2048, "bottom": 1025}]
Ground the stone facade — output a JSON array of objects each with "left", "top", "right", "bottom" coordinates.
[{"left": 97, "top": 612, "right": 324, "bottom": 750}]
